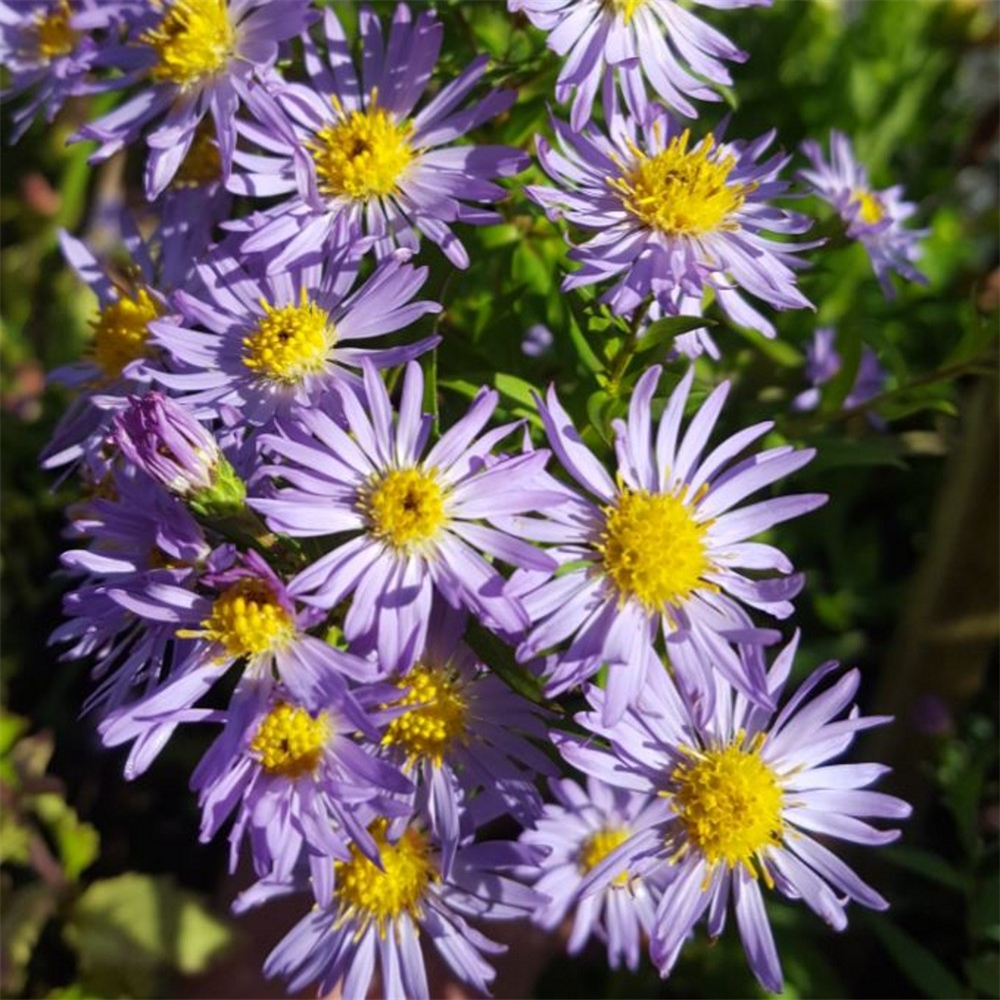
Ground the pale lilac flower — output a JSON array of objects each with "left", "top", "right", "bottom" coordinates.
[
  {"left": 517, "top": 365, "right": 826, "bottom": 722},
  {"left": 0, "top": 0, "right": 132, "bottom": 142},
  {"left": 191, "top": 675, "right": 411, "bottom": 880},
  {"left": 509, "top": 0, "right": 769, "bottom": 128},
  {"left": 792, "top": 326, "right": 886, "bottom": 425},
  {"left": 146, "top": 246, "right": 440, "bottom": 428},
  {"left": 74, "top": 0, "right": 313, "bottom": 199},
  {"left": 259, "top": 824, "right": 542, "bottom": 999},
  {"left": 519, "top": 775, "right": 671, "bottom": 970},
  {"left": 229, "top": 3, "right": 528, "bottom": 271},
  {"left": 530, "top": 105, "right": 814, "bottom": 358},
  {"left": 559, "top": 635, "right": 911, "bottom": 993},
  {"left": 252, "top": 361, "right": 560, "bottom": 672},
  {"left": 799, "top": 130, "right": 927, "bottom": 297}
]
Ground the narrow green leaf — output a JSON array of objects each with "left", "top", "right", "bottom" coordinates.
[
  {"left": 867, "top": 916, "right": 966, "bottom": 999},
  {"left": 882, "top": 846, "right": 969, "bottom": 893},
  {"left": 635, "top": 316, "right": 715, "bottom": 356},
  {"left": 465, "top": 620, "right": 545, "bottom": 705}
]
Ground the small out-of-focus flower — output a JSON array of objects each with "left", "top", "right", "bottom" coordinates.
[
  {"left": 509, "top": 0, "right": 769, "bottom": 129},
  {"left": 910, "top": 693, "right": 954, "bottom": 738},
  {"left": 530, "top": 106, "right": 814, "bottom": 359},
  {"left": 793, "top": 326, "right": 886, "bottom": 426},
  {"left": 799, "top": 130, "right": 927, "bottom": 297},
  {"left": 522, "top": 323, "right": 554, "bottom": 358},
  {"left": 229, "top": 3, "right": 527, "bottom": 271}
]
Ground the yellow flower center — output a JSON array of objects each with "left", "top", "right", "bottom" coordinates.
[
  {"left": 363, "top": 468, "right": 447, "bottom": 551},
  {"left": 612, "top": 130, "right": 751, "bottom": 237},
  {"left": 241, "top": 292, "right": 333, "bottom": 384},
  {"left": 598, "top": 488, "right": 710, "bottom": 611},
  {"left": 671, "top": 738, "right": 784, "bottom": 875},
  {"left": 249, "top": 702, "right": 329, "bottom": 778},
  {"left": 199, "top": 579, "right": 296, "bottom": 658},
  {"left": 172, "top": 124, "right": 222, "bottom": 188},
  {"left": 381, "top": 665, "right": 468, "bottom": 768},
  {"left": 308, "top": 99, "right": 414, "bottom": 201},
  {"left": 578, "top": 827, "right": 630, "bottom": 886},
  {"left": 852, "top": 188, "right": 885, "bottom": 225},
  {"left": 141, "top": 0, "right": 235, "bottom": 88},
  {"left": 334, "top": 821, "right": 437, "bottom": 935},
  {"left": 605, "top": 0, "right": 646, "bottom": 25},
  {"left": 90, "top": 288, "right": 163, "bottom": 379},
  {"left": 34, "top": 1, "right": 77, "bottom": 59}
]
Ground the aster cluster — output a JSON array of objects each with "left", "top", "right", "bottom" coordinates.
[{"left": 13, "top": 1, "right": 927, "bottom": 997}]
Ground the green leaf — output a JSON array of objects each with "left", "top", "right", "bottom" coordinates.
[
  {"left": 0, "top": 711, "right": 28, "bottom": 757},
  {"left": 634, "top": 316, "right": 715, "bottom": 356},
  {"left": 867, "top": 915, "right": 966, "bottom": 999},
  {"left": 422, "top": 348, "right": 439, "bottom": 436},
  {"left": 0, "top": 883, "right": 57, "bottom": 995},
  {"left": 565, "top": 299, "right": 605, "bottom": 375},
  {"left": 511, "top": 242, "right": 552, "bottom": 295},
  {"left": 67, "top": 874, "right": 232, "bottom": 998},
  {"left": 465, "top": 619, "right": 545, "bottom": 705},
  {"left": 493, "top": 373, "right": 543, "bottom": 426},
  {"left": 32, "top": 793, "right": 99, "bottom": 881},
  {"left": 965, "top": 952, "right": 1000, "bottom": 997},
  {"left": 882, "top": 845, "right": 969, "bottom": 893}
]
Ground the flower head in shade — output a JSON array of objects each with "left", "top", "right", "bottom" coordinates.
[
  {"left": 509, "top": 0, "right": 768, "bottom": 129},
  {"left": 74, "top": 0, "right": 313, "bottom": 199},
  {"left": 260, "top": 822, "right": 542, "bottom": 999},
  {"left": 792, "top": 326, "right": 886, "bottom": 427},
  {"left": 799, "top": 130, "right": 927, "bottom": 297},
  {"left": 229, "top": 3, "right": 528, "bottom": 272},
  {"left": 252, "top": 360, "right": 560, "bottom": 672},
  {"left": 519, "top": 774, "right": 671, "bottom": 970},
  {"left": 530, "top": 107, "right": 814, "bottom": 358},
  {"left": 98, "top": 549, "right": 369, "bottom": 779},
  {"left": 0, "top": 0, "right": 130, "bottom": 142},
  {"left": 559, "top": 635, "right": 912, "bottom": 993},
  {"left": 146, "top": 245, "right": 440, "bottom": 428},
  {"left": 359, "top": 601, "right": 554, "bottom": 875},
  {"left": 517, "top": 365, "right": 826, "bottom": 722},
  {"left": 191, "top": 675, "right": 411, "bottom": 880}
]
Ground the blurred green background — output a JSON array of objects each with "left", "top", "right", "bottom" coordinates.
[{"left": 1, "top": 1, "right": 998, "bottom": 997}]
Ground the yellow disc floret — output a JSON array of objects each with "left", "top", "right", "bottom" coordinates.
[
  {"left": 172, "top": 123, "right": 222, "bottom": 188},
  {"left": 309, "top": 99, "right": 414, "bottom": 201},
  {"left": 612, "top": 130, "right": 751, "bottom": 237},
  {"left": 598, "top": 488, "right": 710, "bottom": 611},
  {"left": 90, "top": 288, "right": 163, "bottom": 379},
  {"left": 141, "top": 0, "right": 235, "bottom": 89},
  {"left": 671, "top": 737, "right": 784, "bottom": 876},
  {"left": 852, "top": 189, "right": 885, "bottom": 225},
  {"left": 381, "top": 665, "right": 468, "bottom": 767},
  {"left": 579, "top": 827, "right": 630, "bottom": 886},
  {"left": 605, "top": 0, "right": 646, "bottom": 25},
  {"left": 242, "top": 291, "right": 333, "bottom": 384},
  {"left": 34, "top": 1, "right": 77, "bottom": 59},
  {"left": 249, "top": 702, "right": 329, "bottom": 778},
  {"left": 334, "top": 821, "right": 437, "bottom": 935},
  {"left": 198, "top": 579, "right": 296, "bottom": 658},
  {"left": 363, "top": 468, "right": 447, "bottom": 551}
]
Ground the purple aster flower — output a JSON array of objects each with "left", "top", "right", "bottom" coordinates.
[
  {"left": 74, "top": 0, "right": 313, "bottom": 199},
  {"left": 517, "top": 364, "right": 826, "bottom": 722},
  {"left": 799, "top": 130, "right": 927, "bottom": 297},
  {"left": 0, "top": 0, "right": 132, "bottom": 143},
  {"left": 793, "top": 326, "right": 887, "bottom": 427},
  {"left": 252, "top": 360, "right": 561, "bottom": 672},
  {"left": 145, "top": 245, "right": 440, "bottom": 428},
  {"left": 509, "top": 0, "right": 769, "bottom": 128},
  {"left": 259, "top": 822, "right": 542, "bottom": 999},
  {"left": 52, "top": 468, "right": 211, "bottom": 721},
  {"left": 558, "top": 635, "right": 912, "bottom": 994},
  {"left": 191, "top": 673, "right": 411, "bottom": 881},
  {"left": 99, "top": 549, "right": 369, "bottom": 778},
  {"left": 530, "top": 105, "right": 814, "bottom": 358},
  {"left": 519, "top": 774, "right": 671, "bottom": 970},
  {"left": 357, "top": 600, "right": 554, "bottom": 875},
  {"left": 228, "top": 3, "right": 528, "bottom": 271}
]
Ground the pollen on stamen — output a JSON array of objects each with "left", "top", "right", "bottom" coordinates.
[
  {"left": 241, "top": 290, "right": 333, "bottom": 384},
  {"left": 362, "top": 468, "right": 447, "bottom": 551},
  {"left": 90, "top": 288, "right": 163, "bottom": 379},
  {"left": 597, "top": 488, "right": 710, "bottom": 611},
  {"left": 249, "top": 702, "right": 329, "bottom": 778},
  {"left": 611, "top": 130, "right": 753, "bottom": 237},
  {"left": 141, "top": 0, "right": 235, "bottom": 89},
  {"left": 190, "top": 578, "right": 296, "bottom": 658},
  {"left": 670, "top": 738, "right": 784, "bottom": 878},
  {"left": 852, "top": 189, "right": 885, "bottom": 225},
  {"left": 381, "top": 665, "right": 468, "bottom": 768},
  {"left": 308, "top": 96, "right": 415, "bottom": 201},
  {"left": 578, "top": 827, "right": 631, "bottom": 887},
  {"left": 334, "top": 821, "right": 437, "bottom": 936},
  {"left": 34, "top": 0, "right": 77, "bottom": 59}
]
